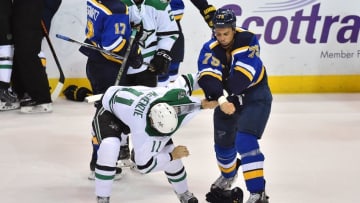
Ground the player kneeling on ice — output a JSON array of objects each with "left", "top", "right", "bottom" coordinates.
[{"left": 93, "top": 74, "right": 218, "bottom": 203}]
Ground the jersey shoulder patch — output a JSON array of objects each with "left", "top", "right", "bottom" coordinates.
[
  {"left": 145, "top": 0, "right": 169, "bottom": 11},
  {"left": 152, "top": 89, "right": 191, "bottom": 106}
]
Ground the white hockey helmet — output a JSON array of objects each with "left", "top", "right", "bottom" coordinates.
[{"left": 149, "top": 103, "right": 178, "bottom": 134}]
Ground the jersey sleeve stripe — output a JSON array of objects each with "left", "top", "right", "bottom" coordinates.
[
  {"left": 234, "top": 66, "right": 254, "bottom": 81},
  {"left": 232, "top": 46, "right": 249, "bottom": 55},
  {"left": 250, "top": 66, "right": 265, "bottom": 87},
  {"left": 210, "top": 41, "right": 219, "bottom": 49},
  {"left": 235, "top": 60, "right": 256, "bottom": 76},
  {"left": 90, "top": 0, "right": 112, "bottom": 15},
  {"left": 103, "top": 37, "right": 126, "bottom": 52},
  {"left": 198, "top": 70, "right": 222, "bottom": 81}
]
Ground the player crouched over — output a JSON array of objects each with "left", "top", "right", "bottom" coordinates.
[{"left": 93, "top": 74, "right": 218, "bottom": 203}]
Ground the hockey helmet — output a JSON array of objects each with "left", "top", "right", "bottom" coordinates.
[
  {"left": 149, "top": 103, "right": 178, "bottom": 134},
  {"left": 213, "top": 8, "right": 236, "bottom": 29}
]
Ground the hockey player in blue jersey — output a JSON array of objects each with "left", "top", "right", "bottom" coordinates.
[
  {"left": 197, "top": 9, "right": 272, "bottom": 203},
  {"left": 80, "top": 0, "right": 143, "bottom": 95}
]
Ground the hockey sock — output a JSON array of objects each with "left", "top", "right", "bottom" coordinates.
[
  {"left": 95, "top": 137, "right": 120, "bottom": 197},
  {"left": 235, "top": 132, "right": 265, "bottom": 193},
  {"left": 165, "top": 162, "right": 188, "bottom": 194},
  {"left": 0, "top": 45, "right": 13, "bottom": 83},
  {"left": 214, "top": 144, "right": 238, "bottom": 178},
  {"left": 90, "top": 136, "right": 100, "bottom": 170}
]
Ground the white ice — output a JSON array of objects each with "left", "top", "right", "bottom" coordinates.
[{"left": 1, "top": 93, "right": 360, "bottom": 203}]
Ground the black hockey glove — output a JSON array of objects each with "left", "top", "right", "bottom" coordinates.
[
  {"left": 206, "top": 187, "right": 243, "bottom": 203},
  {"left": 127, "top": 42, "right": 143, "bottom": 69},
  {"left": 78, "top": 38, "right": 93, "bottom": 57},
  {"left": 200, "top": 5, "right": 216, "bottom": 28},
  {"left": 63, "top": 85, "right": 92, "bottom": 102},
  {"left": 149, "top": 49, "right": 172, "bottom": 74}
]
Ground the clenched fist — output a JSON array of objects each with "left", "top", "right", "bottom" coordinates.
[{"left": 171, "top": 145, "right": 189, "bottom": 160}]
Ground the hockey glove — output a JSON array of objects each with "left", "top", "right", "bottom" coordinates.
[
  {"left": 149, "top": 49, "right": 172, "bottom": 74},
  {"left": 63, "top": 85, "right": 92, "bottom": 102},
  {"left": 206, "top": 187, "right": 243, "bottom": 203},
  {"left": 200, "top": 5, "right": 216, "bottom": 28},
  {"left": 127, "top": 42, "right": 143, "bottom": 69}
]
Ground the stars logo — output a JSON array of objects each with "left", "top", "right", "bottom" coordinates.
[
  {"left": 158, "top": 121, "right": 164, "bottom": 128},
  {"left": 108, "top": 121, "right": 119, "bottom": 131},
  {"left": 177, "top": 90, "right": 186, "bottom": 100},
  {"left": 138, "top": 29, "right": 155, "bottom": 47}
]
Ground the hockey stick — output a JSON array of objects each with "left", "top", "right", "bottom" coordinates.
[
  {"left": 56, "top": 34, "right": 152, "bottom": 67},
  {"left": 114, "top": 29, "right": 137, "bottom": 86},
  {"left": 56, "top": 34, "right": 125, "bottom": 60},
  {"left": 83, "top": 29, "right": 138, "bottom": 103},
  {"left": 41, "top": 20, "right": 65, "bottom": 101},
  {"left": 172, "top": 103, "right": 202, "bottom": 116}
]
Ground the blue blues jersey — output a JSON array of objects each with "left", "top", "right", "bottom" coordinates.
[
  {"left": 170, "top": 0, "right": 185, "bottom": 21},
  {"left": 197, "top": 27, "right": 266, "bottom": 100},
  {"left": 84, "top": 0, "right": 131, "bottom": 63}
]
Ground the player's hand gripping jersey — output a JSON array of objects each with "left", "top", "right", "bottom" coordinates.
[
  {"left": 197, "top": 27, "right": 266, "bottom": 101},
  {"left": 101, "top": 74, "right": 200, "bottom": 172}
]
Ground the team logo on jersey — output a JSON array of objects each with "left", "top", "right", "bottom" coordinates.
[
  {"left": 139, "top": 29, "right": 155, "bottom": 47},
  {"left": 177, "top": 90, "right": 186, "bottom": 100},
  {"left": 108, "top": 121, "right": 120, "bottom": 131}
]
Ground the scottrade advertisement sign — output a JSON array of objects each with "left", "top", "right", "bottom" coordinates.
[{"left": 48, "top": 0, "right": 360, "bottom": 93}]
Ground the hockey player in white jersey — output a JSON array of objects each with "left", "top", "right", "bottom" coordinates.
[
  {"left": 121, "top": 0, "right": 179, "bottom": 84},
  {"left": 93, "top": 74, "right": 217, "bottom": 203},
  {"left": 115, "top": 0, "right": 180, "bottom": 167}
]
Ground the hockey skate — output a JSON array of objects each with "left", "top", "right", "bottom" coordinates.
[
  {"left": 97, "top": 196, "right": 109, "bottom": 203},
  {"left": 88, "top": 167, "right": 123, "bottom": 181},
  {"left": 118, "top": 145, "right": 130, "bottom": 160},
  {"left": 177, "top": 191, "right": 198, "bottom": 203},
  {"left": 246, "top": 191, "right": 269, "bottom": 203},
  {"left": 0, "top": 88, "right": 20, "bottom": 111},
  {"left": 118, "top": 138, "right": 133, "bottom": 168},
  {"left": 20, "top": 98, "right": 52, "bottom": 113},
  {"left": 211, "top": 158, "right": 241, "bottom": 190},
  {"left": 211, "top": 173, "right": 238, "bottom": 190}
]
